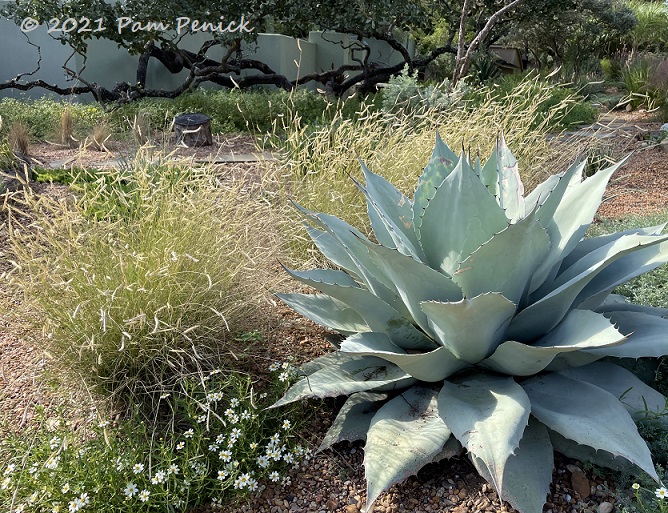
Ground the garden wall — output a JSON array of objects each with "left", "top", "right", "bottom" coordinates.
[{"left": 0, "top": 6, "right": 413, "bottom": 101}]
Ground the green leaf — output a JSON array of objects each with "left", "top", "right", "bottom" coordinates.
[
  {"left": 413, "top": 132, "right": 459, "bottom": 233},
  {"left": 318, "top": 392, "right": 388, "bottom": 452},
  {"left": 472, "top": 419, "right": 553, "bottom": 513},
  {"left": 355, "top": 161, "right": 424, "bottom": 260},
  {"left": 438, "top": 375, "right": 531, "bottom": 494},
  {"left": 587, "top": 311, "right": 668, "bottom": 358},
  {"left": 508, "top": 233, "right": 668, "bottom": 342},
  {"left": 529, "top": 159, "right": 627, "bottom": 293},
  {"left": 483, "top": 310, "right": 625, "bottom": 375},
  {"left": 494, "top": 134, "right": 526, "bottom": 223},
  {"left": 421, "top": 293, "right": 516, "bottom": 363},
  {"left": 275, "top": 293, "right": 369, "bottom": 335},
  {"left": 558, "top": 223, "right": 667, "bottom": 272},
  {"left": 282, "top": 265, "right": 434, "bottom": 350},
  {"left": 365, "top": 387, "right": 452, "bottom": 511},
  {"left": 418, "top": 155, "right": 508, "bottom": 275},
  {"left": 522, "top": 372, "right": 658, "bottom": 480},
  {"left": 360, "top": 239, "right": 463, "bottom": 336},
  {"left": 271, "top": 356, "right": 415, "bottom": 409},
  {"left": 340, "top": 332, "right": 467, "bottom": 382},
  {"left": 558, "top": 362, "right": 667, "bottom": 418},
  {"left": 453, "top": 212, "right": 550, "bottom": 306}
]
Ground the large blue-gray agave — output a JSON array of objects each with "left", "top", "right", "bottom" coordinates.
[{"left": 273, "top": 134, "right": 668, "bottom": 513}]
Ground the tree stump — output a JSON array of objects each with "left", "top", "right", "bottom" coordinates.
[{"left": 173, "top": 113, "right": 213, "bottom": 147}]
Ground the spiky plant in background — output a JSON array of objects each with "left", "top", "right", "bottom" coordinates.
[{"left": 272, "top": 134, "right": 668, "bottom": 513}]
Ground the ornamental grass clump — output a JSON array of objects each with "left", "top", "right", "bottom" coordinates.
[
  {"left": 273, "top": 134, "right": 668, "bottom": 513},
  {"left": 6, "top": 158, "right": 284, "bottom": 406}
]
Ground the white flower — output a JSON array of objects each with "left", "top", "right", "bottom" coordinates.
[
  {"left": 217, "top": 470, "right": 229, "bottom": 481},
  {"left": 215, "top": 434, "right": 225, "bottom": 444},
  {"left": 268, "top": 363, "right": 279, "bottom": 372},
  {"left": 269, "top": 471, "right": 280, "bottom": 482},
  {"left": 224, "top": 408, "right": 235, "bottom": 418},
  {"left": 196, "top": 415, "right": 206, "bottom": 423},
  {"left": 124, "top": 483, "right": 138, "bottom": 497},
  {"left": 52, "top": 504, "right": 62, "bottom": 513},
  {"left": 227, "top": 439, "right": 236, "bottom": 448},
  {"left": 248, "top": 478, "right": 259, "bottom": 492},
  {"left": 230, "top": 428, "right": 242, "bottom": 439},
  {"left": 230, "top": 414, "right": 240, "bottom": 424},
  {"left": 230, "top": 398, "right": 240, "bottom": 407},
  {"left": 151, "top": 470, "right": 166, "bottom": 484},
  {"left": 269, "top": 433, "right": 280, "bottom": 444},
  {"left": 67, "top": 500, "right": 79, "bottom": 513},
  {"left": 29, "top": 492, "right": 38, "bottom": 504},
  {"left": 15, "top": 504, "right": 26, "bottom": 513},
  {"left": 132, "top": 463, "right": 144, "bottom": 474},
  {"left": 218, "top": 450, "right": 232, "bottom": 462},
  {"left": 168, "top": 464, "right": 180, "bottom": 475},
  {"left": 260, "top": 393, "right": 268, "bottom": 399},
  {"left": 656, "top": 487, "right": 668, "bottom": 499},
  {"left": 160, "top": 393, "right": 170, "bottom": 399},
  {"left": 249, "top": 442, "right": 258, "bottom": 450},
  {"left": 278, "top": 372, "right": 289, "bottom": 382},
  {"left": 138, "top": 489, "right": 150, "bottom": 502},
  {"left": 79, "top": 493, "right": 89, "bottom": 506},
  {"left": 209, "top": 369, "right": 221, "bottom": 375},
  {"left": 184, "top": 429, "right": 194, "bottom": 438},
  {"left": 256, "top": 455, "right": 269, "bottom": 468},
  {"left": 4, "top": 463, "right": 16, "bottom": 475},
  {"left": 46, "top": 456, "right": 60, "bottom": 470},
  {"left": 1, "top": 477, "right": 11, "bottom": 490},
  {"left": 50, "top": 437, "right": 62, "bottom": 450},
  {"left": 632, "top": 483, "right": 640, "bottom": 490},
  {"left": 282, "top": 419, "right": 291, "bottom": 430},
  {"left": 98, "top": 421, "right": 110, "bottom": 428},
  {"left": 208, "top": 443, "right": 219, "bottom": 452},
  {"left": 242, "top": 410, "right": 251, "bottom": 420},
  {"left": 62, "top": 483, "right": 71, "bottom": 493},
  {"left": 176, "top": 441, "right": 185, "bottom": 450},
  {"left": 283, "top": 452, "right": 294, "bottom": 464},
  {"left": 268, "top": 450, "right": 281, "bottom": 461}
]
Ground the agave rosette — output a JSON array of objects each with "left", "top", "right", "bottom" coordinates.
[{"left": 273, "top": 134, "right": 668, "bottom": 513}]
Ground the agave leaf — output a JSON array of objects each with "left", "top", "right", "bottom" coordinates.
[
  {"left": 300, "top": 351, "right": 358, "bottom": 375},
  {"left": 431, "top": 436, "right": 464, "bottom": 463},
  {"left": 339, "top": 332, "right": 468, "bottom": 382},
  {"left": 285, "top": 267, "right": 359, "bottom": 287},
  {"left": 304, "top": 213, "right": 412, "bottom": 317},
  {"left": 575, "top": 238, "right": 668, "bottom": 309},
  {"left": 586, "top": 311, "right": 668, "bottom": 358},
  {"left": 596, "top": 298, "right": 668, "bottom": 318},
  {"left": 472, "top": 419, "right": 553, "bottom": 513},
  {"left": 533, "top": 159, "right": 586, "bottom": 228},
  {"left": 495, "top": 134, "right": 525, "bottom": 223},
  {"left": 418, "top": 155, "right": 508, "bottom": 275},
  {"left": 304, "top": 224, "right": 360, "bottom": 277},
  {"left": 275, "top": 293, "right": 369, "bottom": 335},
  {"left": 318, "top": 392, "right": 388, "bottom": 452},
  {"left": 529, "top": 158, "right": 627, "bottom": 293},
  {"left": 282, "top": 265, "right": 434, "bottom": 350},
  {"left": 438, "top": 375, "right": 531, "bottom": 495},
  {"left": 421, "top": 293, "right": 516, "bottom": 363},
  {"left": 558, "top": 362, "right": 667, "bottom": 418},
  {"left": 359, "top": 239, "right": 463, "bottom": 336},
  {"left": 365, "top": 386, "right": 451, "bottom": 512},
  {"left": 413, "top": 133, "right": 459, "bottom": 233},
  {"left": 524, "top": 173, "right": 560, "bottom": 210},
  {"left": 270, "top": 356, "right": 415, "bottom": 409},
  {"left": 453, "top": 212, "right": 550, "bottom": 306},
  {"left": 508, "top": 234, "right": 668, "bottom": 342},
  {"left": 483, "top": 310, "right": 625, "bottom": 376},
  {"left": 559, "top": 223, "right": 667, "bottom": 273},
  {"left": 522, "top": 372, "right": 658, "bottom": 481},
  {"left": 549, "top": 429, "right": 639, "bottom": 474},
  {"left": 354, "top": 161, "right": 424, "bottom": 260}
]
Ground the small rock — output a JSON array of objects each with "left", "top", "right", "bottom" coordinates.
[
  {"left": 598, "top": 502, "right": 614, "bottom": 513},
  {"left": 344, "top": 505, "right": 360, "bottom": 513},
  {"left": 626, "top": 103, "right": 633, "bottom": 112},
  {"left": 571, "top": 470, "right": 591, "bottom": 499},
  {"left": 326, "top": 499, "right": 338, "bottom": 511}
]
